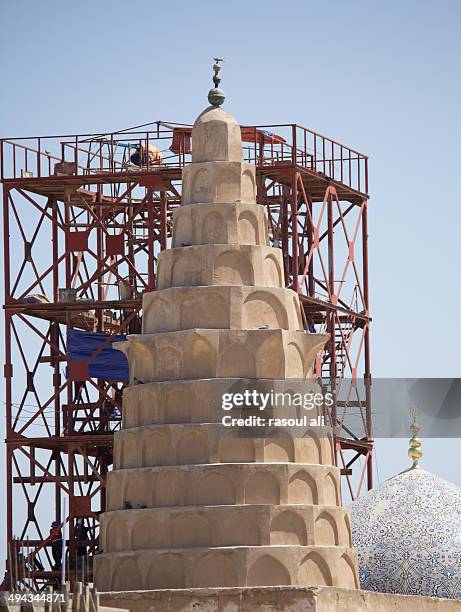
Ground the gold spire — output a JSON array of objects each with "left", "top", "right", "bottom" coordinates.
[{"left": 408, "top": 407, "right": 423, "bottom": 469}]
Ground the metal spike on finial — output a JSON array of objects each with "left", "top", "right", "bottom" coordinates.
[
  {"left": 208, "top": 57, "right": 225, "bottom": 107},
  {"left": 408, "top": 406, "right": 423, "bottom": 469}
]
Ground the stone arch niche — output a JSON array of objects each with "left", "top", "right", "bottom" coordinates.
[
  {"left": 264, "top": 435, "right": 295, "bottom": 462},
  {"left": 213, "top": 250, "right": 254, "bottom": 285},
  {"left": 216, "top": 168, "right": 240, "bottom": 202},
  {"left": 172, "top": 513, "right": 211, "bottom": 548},
  {"left": 156, "top": 259, "right": 164, "bottom": 288},
  {"left": 201, "top": 210, "right": 227, "bottom": 244},
  {"left": 139, "top": 389, "right": 163, "bottom": 426},
  {"left": 121, "top": 432, "right": 138, "bottom": 468},
  {"left": 123, "top": 402, "right": 139, "bottom": 428},
  {"left": 125, "top": 472, "right": 151, "bottom": 508},
  {"left": 257, "top": 334, "right": 283, "bottom": 379},
  {"left": 238, "top": 210, "right": 258, "bottom": 244},
  {"left": 264, "top": 254, "right": 283, "bottom": 287},
  {"left": 111, "top": 558, "right": 140, "bottom": 591},
  {"left": 129, "top": 341, "right": 155, "bottom": 385},
  {"left": 123, "top": 388, "right": 142, "bottom": 425},
  {"left": 293, "top": 294, "right": 303, "bottom": 328},
  {"left": 218, "top": 344, "right": 255, "bottom": 378},
  {"left": 156, "top": 346, "right": 182, "bottom": 380},
  {"left": 146, "top": 554, "right": 185, "bottom": 589},
  {"left": 173, "top": 211, "right": 190, "bottom": 246},
  {"left": 195, "top": 472, "right": 235, "bottom": 505},
  {"left": 94, "top": 561, "right": 110, "bottom": 592},
  {"left": 247, "top": 555, "right": 291, "bottom": 587},
  {"left": 299, "top": 551, "right": 332, "bottom": 587},
  {"left": 191, "top": 167, "right": 212, "bottom": 203},
  {"left": 298, "top": 430, "right": 322, "bottom": 464},
  {"left": 324, "top": 472, "right": 339, "bottom": 505},
  {"left": 245, "top": 471, "right": 280, "bottom": 504},
  {"left": 325, "top": 432, "right": 335, "bottom": 465},
  {"left": 270, "top": 511, "right": 307, "bottom": 546},
  {"left": 165, "top": 388, "right": 192, "bottom": 423},
  {"left": 186, "top": 334, "right": 217, "bottom": 378},
  {"left": 113, "top": 438, "right": 121, "bottom": 469},
  {"left": 315, "top": 511, "right": 339, "bottom": 546},
  {"left": 171, "top": 252, "right": 202, "bottom": 287},
  {"left": 338, "top": 553, "right": 358, "bottom": 589},
  {"left": 180, "top": 292, "right": 228, "bottom": 329},
  {"left": 132, "top": 517, "right": 164, "bottom": 549},
  {"left": 242, "top": 291, "right": 288, "bottom": 329},
  {"left": 221, "top": 512, "right": 260, "bottom": 546},
  {"left": 287, "top": 470, "right": 318, "bottom": 505},
  {"left": 241, "top": 169, "right": 256, "bottom": 202},
  {"left": 105, "top": 516, "right": 126, "bottom": 553},
  {"left": 143, "top": 431, "right": 168, "bottom": 466},
  {"left": 176, "top": 431, "right": 208, "bottom": 464},
  {"left": 219, "top": 436, "right": 255, "bottom": 463},
  {"left": 193, "top": 552, "right": 238, "bottom": 588},
  {"left": 344, "top": 513, "right": 353, "bottom": 547},
  {"left": 155, "top": 471, "right": 182, "bottom": 507},
  {"left": 146, "top": 296, "right": 171, "bottom": 332},
  {"left": 286, "top": 342, "right": 305, "bottom": 378},
  {"left": 105, "top": 481, "right": 118, "bottom": 511}
]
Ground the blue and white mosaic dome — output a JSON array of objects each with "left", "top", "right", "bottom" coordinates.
[{"left": 351, "top": 468, "right": 461, "bottom": 599}]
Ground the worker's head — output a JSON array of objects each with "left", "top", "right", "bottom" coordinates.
[
  {"left": 76, "top": 518, "right": 83, "bottom": 526},
  {"left": 51, "top": 520, "right": 60, "bottom": 528}
]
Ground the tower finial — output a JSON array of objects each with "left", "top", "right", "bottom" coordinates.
[
  {"left": 408, "top": 406, "right": 423, "bottom": 469},
  {"left": 208, "top": 57, "right": 225, "bottom": 107}
]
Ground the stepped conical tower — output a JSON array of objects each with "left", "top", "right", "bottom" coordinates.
[{"left": 94, "top": 66, "right": 359, "bottom": 593}]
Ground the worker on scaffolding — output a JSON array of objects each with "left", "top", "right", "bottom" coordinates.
[
  {"left": 49, "top": 520, "right": 63, "bottom": 570},
  {"left": 74, "top": 518, "right": 89, "bottom": 567},
  {"left": 130, "top": 142, "right": 163, "bottom": 167}
]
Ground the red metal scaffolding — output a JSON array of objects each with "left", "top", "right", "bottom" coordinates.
[{"left": 1, "top": 120, "right": 371, "bottom": 590}]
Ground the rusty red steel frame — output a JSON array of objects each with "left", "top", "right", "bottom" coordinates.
[{"left": 1, "top": 121, "right": 371, "bottom": 590}]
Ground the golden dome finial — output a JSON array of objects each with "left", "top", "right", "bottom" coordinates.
[{"left": 408, "top": 406, "right": 423, "bottom": 469}]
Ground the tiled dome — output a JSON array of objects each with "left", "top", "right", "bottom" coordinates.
[{"left": 351, "top": 467, "right": 461, "bottom": 599}]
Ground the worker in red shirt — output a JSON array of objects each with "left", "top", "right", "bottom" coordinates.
[{"left": 49, "top": 521, "right": 62, "bottom": 570}]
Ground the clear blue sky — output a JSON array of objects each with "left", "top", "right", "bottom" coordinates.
[{"left": 0, "top": 0, "right": 460, "bottom": 568}]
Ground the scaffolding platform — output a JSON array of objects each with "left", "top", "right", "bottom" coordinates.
[{"left": 1, "top": 120, "right": 371, "bottom": 590}]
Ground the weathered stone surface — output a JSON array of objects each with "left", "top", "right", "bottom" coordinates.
[
  {"left": 99, "top": 587, "right": 461, "bottom": 612},
  {"left": 100, "top": 504, "right": 351, "bottom": 553},
  {"left": 172, "top": 201, "right": 268, "bottom": 247},
  {"left": 182, "top": 161, "right": 255, "bottom": 206},
  {"left": 121, "top": 378, "right": 329, "bottom": 428},
  {"left": 142, "top": 285, "right": 303, "bottom": 333},
  {"left": 191, "top": 106, "right": 243, "bottom": 164},
  {"left": 114, "top": 329, "right": 329, "bottom": 384},
  {"left": 156, "top": 243, "right": 285, "bottom": 289},
  {"left": 105, "top": 463, "right": 342, "bottom": 511},
  {"left": 113, "top": 423, "right": 334, "bottom": 469},
  {"left": 94, "top": 545, "right": 358, "bottom": 591}
]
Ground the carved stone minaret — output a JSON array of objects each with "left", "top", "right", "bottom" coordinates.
[{"left": 94, "top": 67, "right": 359, "bottom": 592}]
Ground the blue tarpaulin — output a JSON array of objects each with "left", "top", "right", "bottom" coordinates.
[{"left": 67, "top": 329, "right": 129, "bottom": 382}]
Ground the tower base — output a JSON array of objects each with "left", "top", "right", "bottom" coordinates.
[{"left": 100, "top": 586, "right": 461, "bottom": 611}]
